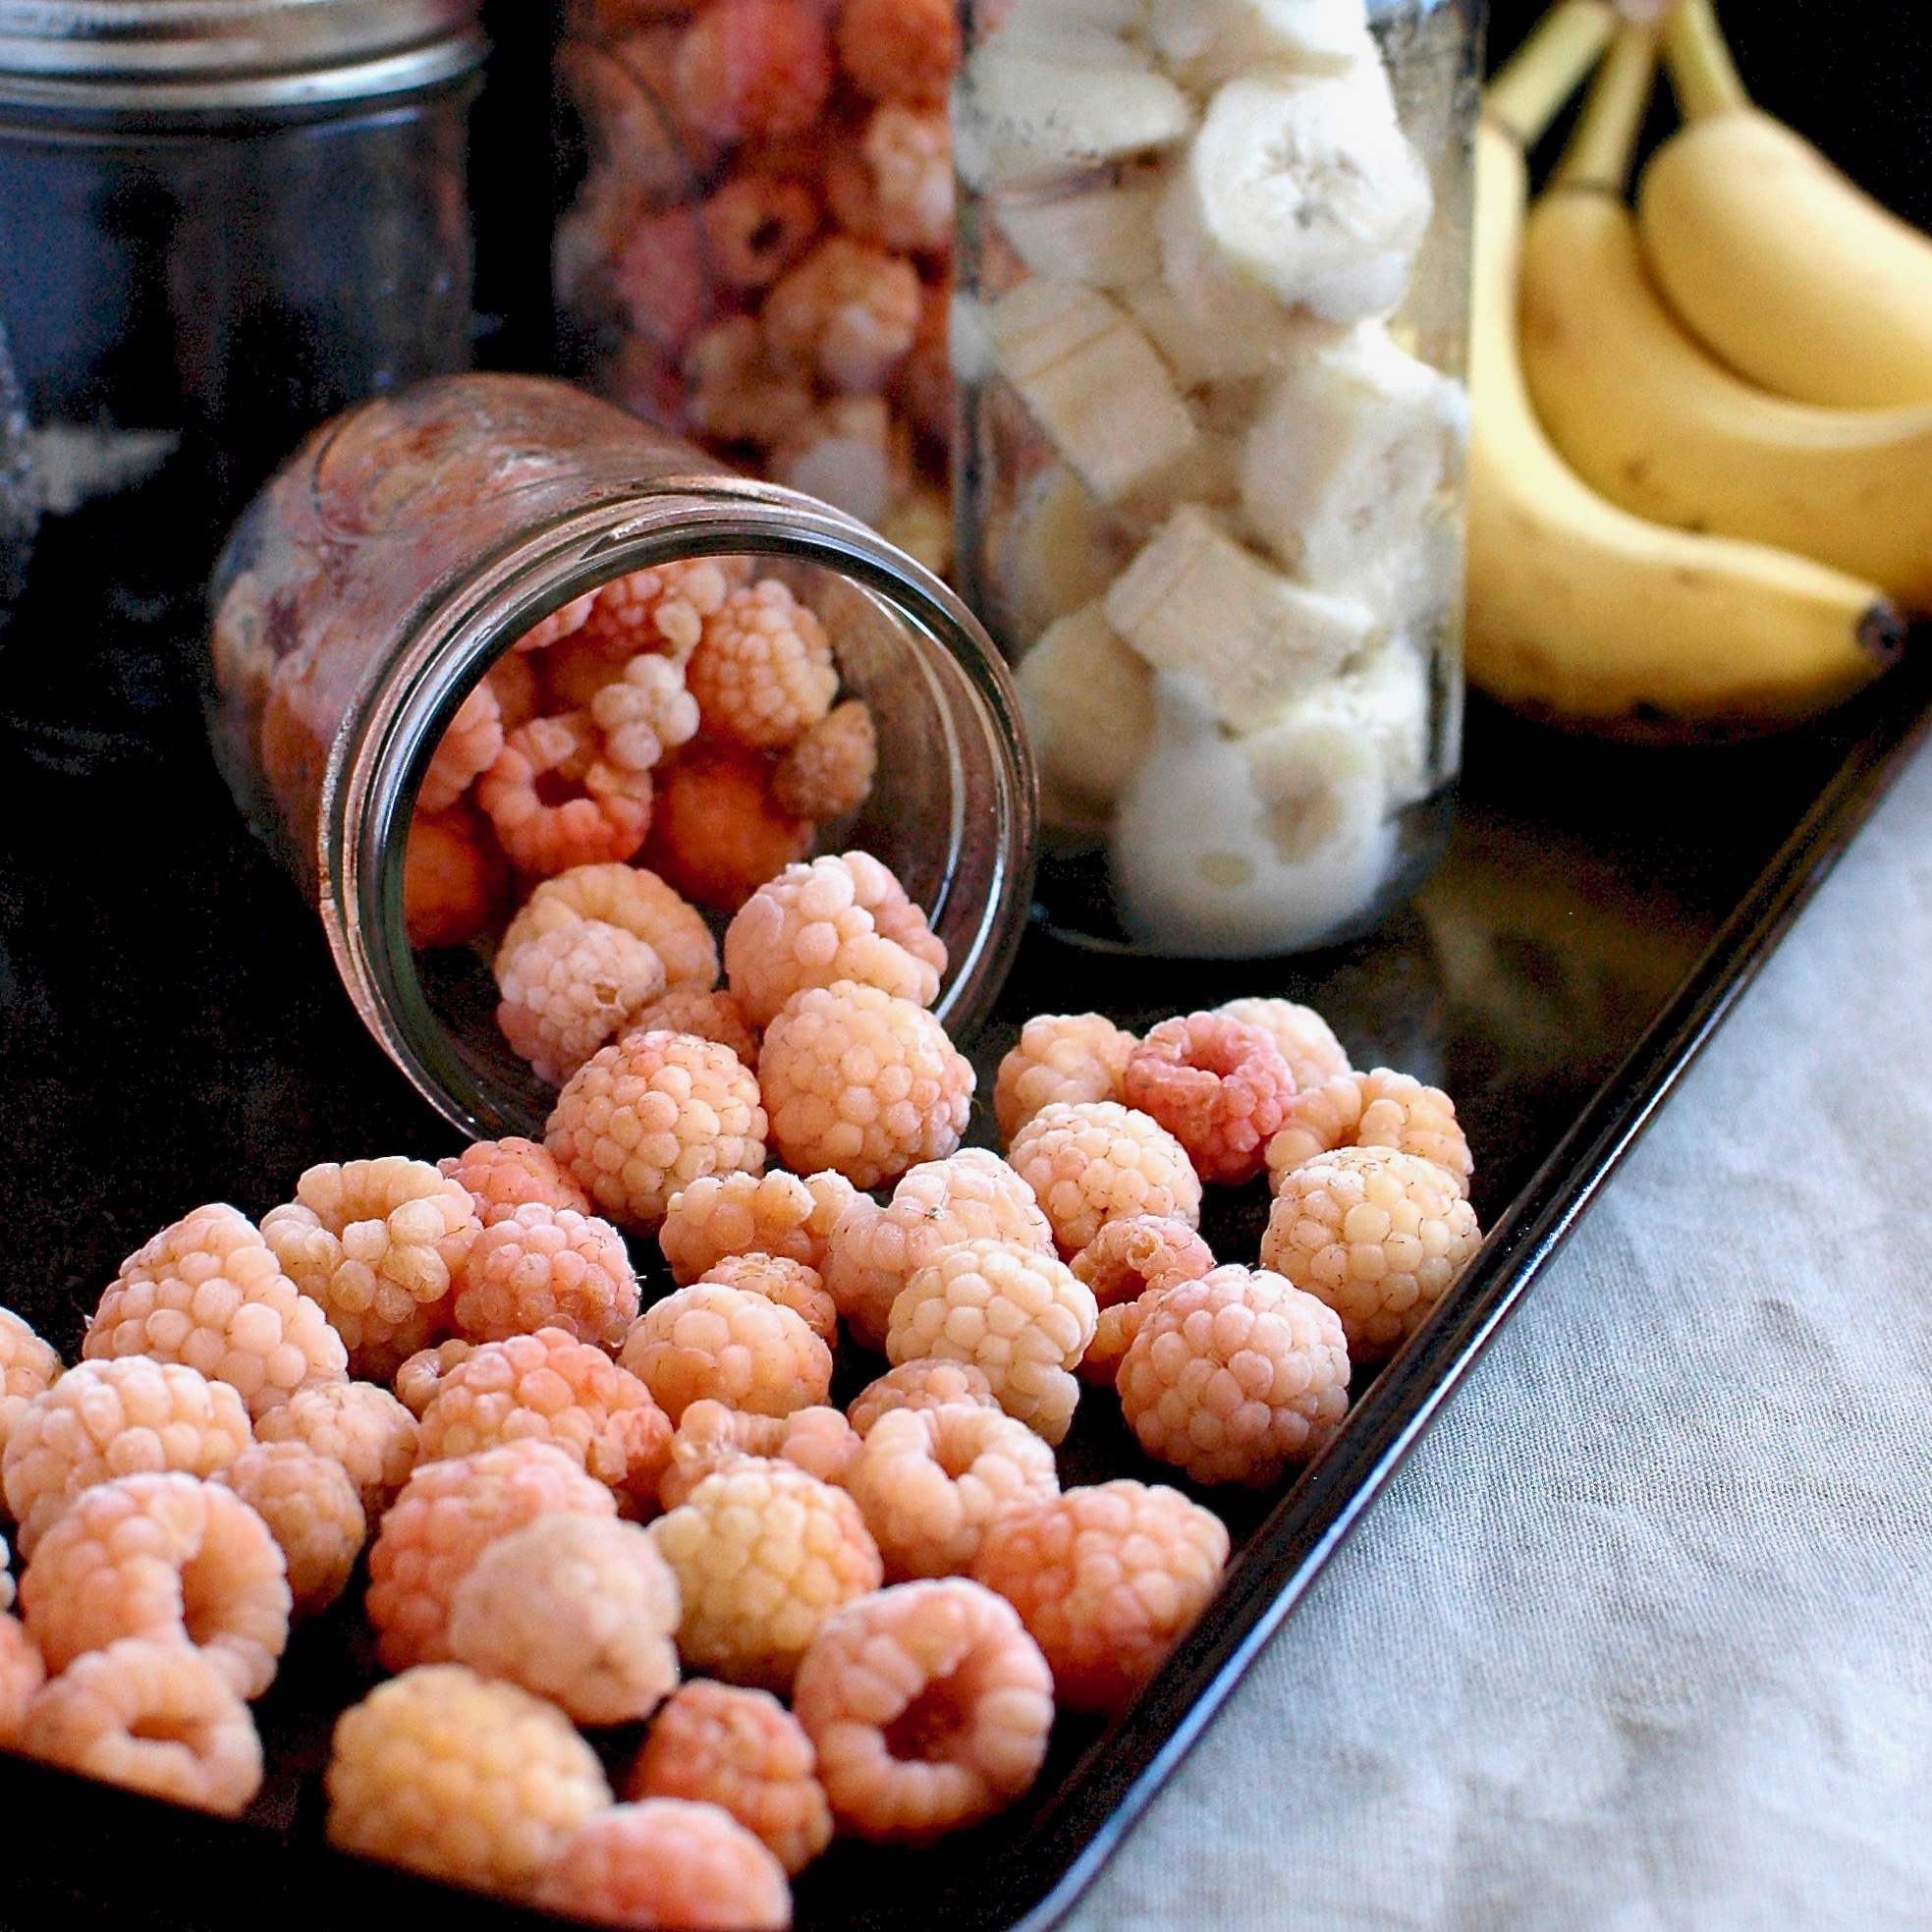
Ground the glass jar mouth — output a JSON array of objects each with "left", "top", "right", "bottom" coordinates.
[{"left": 321, "top": 477, "right": 1039, "bottom": 1140}]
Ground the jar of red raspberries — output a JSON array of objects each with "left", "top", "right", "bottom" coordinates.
[{"left": 205, "top": 371, "right": 1034, "bottom": 1136}]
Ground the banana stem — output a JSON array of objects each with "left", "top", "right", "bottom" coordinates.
[
  {"left": 1661, "top": 0, "right": 1748, "bottom": 118},
  {"left": 1484, "top": 0, "right": 1617, "bottom": 146},
  {"left": 1551, "top": 22, "right": 1658, "bottom": 192}
]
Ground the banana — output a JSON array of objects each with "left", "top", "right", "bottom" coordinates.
[
  {"left": 1636, "top": 0, "right": 1932, "bottom": 409},
  {"left": 1149, "top": 0, "right": 1371, "bottom": 90},
  {"left": 994, "top": 167, "right": 1167, "bottom": 288},
  {"left": 993, "top": 463, "right": 1131, "bottom": 641},
  {"left": 1122, "top": 271, "right": 1325, "bottom": 383},
  {"left": 1016, "top": 600, "right": 1156, "bottom": 828}
]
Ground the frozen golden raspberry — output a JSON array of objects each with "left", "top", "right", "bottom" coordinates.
[
  {"left": 687, "top": 578, "right": 837, "bottom": 752},
  {"left": 698, "top": 1254, "right": 836, "bottom": 1346},
  {"left": 261, "top": 1158, "right": 481, "bottom": 1382},
  {"left": 759, "top": 982, "right": 974, "bottom": 1190},
  {"left": 214, "top": 1442, "right": 364, "bottom": 1618},
  {"left": 416, "top": 1329, "right": 672, "bottom": 1513},
  {"left": 847, "top": 1405, "right": 1058, "bottom": 1580},
  {"left": 1265, "top": 1069, "right": 1473, "bottom": 1197},
  {"left": 674, "top": 0, "right": 831, "bottom": 140},
  {"left": 477, "top": 713, "right": 652, "bottom": 876},
  {"left": 589, "top": 652, "right": 702, "bottom": 779},
  {"left": 580, "top": 560, "right": 738, "bottom": 663},
  {"left": 772, "top": 699, "right": 876, "bottom": 822},
  {"left": 496, "top": 920, "right": 669, "bottom": 1085},
  {"left": 1123, "top": 1015, "right": 1297, "bottom": 1187},
  {"left": 446, "top": 1514, "right": 681, "bottom": 1726},
  {"left": 993, "top": 1013, "right": 1137, "bottom": 1146},
  {"left": 1215, "top": 997, "right": 1352, "bottom": 1091},
  {"left": 439, "top": 1135, "right": 594, "bottom": 1226},
  {"left": 251, "top": 1379, "right": 417, "bottom": 1516},
  {"left": 502, "top": 862, "right": 720, "bottom": 995},
  {"left": 327, "top": 1664, "right": 612, "bottom": 1895},
  {"left": 650, "top": 1463, "right": 881, "bottom": 1692},
  {"left": 1007, "top": 1102, "right": 1202, "bottom": 1258},
  {"left": 620, "top": 1284, "right": 831, "bottom": 1425},
  {"left": 823, "top": 1148, "right": 1057, "bottom": 1352},
  {"left": 792, "top": 1578, "right": 1052, "bottom": 1844},
  {"left": 21, "top": 1471, "right": 289, "bottom": 1698},
  {"left": 20, "top": 1636, "right": 260, "bottom": 1815},
  {"left": 3, "top": 1359, "right": 252, "bottom": 1557},
  {"left": 1072, "top": 1216, "right": 1216, "bottom": 1388},
  {"left": 702, "top": 175, "right": 822, "bottom": 292},
  {"left": 393, "top": 1338, "right": 475, "bottom": 1417},
  {"left": 885, "top": 1240, "right": 1097, "bottom": 1446},
  {"left": 534, "top": 1799, "right": 793, "bottom": 1932},
  {"left": 971, "top": 1481, "right": 1229, "bottom": 1716},
  {"left": 0, "top": 1608, "right": 43, "bottom": 1736},
  {"left": 365, "top": 1440, "right": 617, "bottom": 1672},
  {"left": 657, "top": 1402, "right": 860, "bottom": 1512},
  {"left": 724, "top": 853, "right": 946, "bottom": 1027},
  {"left": 546, "top": 1031, "right": 768, "bottom": 1234},
  {"left": 453, "top": 1202, "right": 639, "bottom": 1351},
  {"left": 83, "top": 1203, "right": 349, "bottom": 1421},
  {"left": 405, "top": 803, "right": 506, "bottom": 949},
  {"left": 826, "top": 102, "right": 953, "bottom": 252},
  {"left": 418, "top": 679, "right": 505, "bottom": 815},
  {"left": 1260, "top": 1147, "right": 1483, "bottom": 1358},
  {"left": 763, "top": 236, "right": 921, "bottom": 395},
  {"left": 0, "top": 1309, "right": 61, "bottom": 1463},
  {"left": 643, "top": 739, "right": 813, "bottom": 914},
  {"left": 624, "top": 986, "right": 761, "bottom": 1065},
  {"left": 629, "top": 1681, "right": 832, "bottom": 1875},
  {"left": 835, "top": 0, "right": 958, "bottom": 105},
  {"left": 1119, "top": 1266, "right": 1351, "bottom": 1487},
  {"left": 659, "top": 1170, "right": 856, "bottom": 1286},
  {"left": 846, "top": 1359, "right": 999, "bottom": 1438}
]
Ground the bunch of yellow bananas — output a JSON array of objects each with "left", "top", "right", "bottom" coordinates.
[{"left": 1468, "top": 0, "right": 1929, "bottom": 736}]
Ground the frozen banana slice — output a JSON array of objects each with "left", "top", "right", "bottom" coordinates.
[
  {"left": 1245, "top": 635, "right": 1433, "bottom": 813},
  {"left": 1150, "top": 0, "right": 1371, "bottom": 88},
  {"left": 1122, "top": 277, "right": 1326, "bottom": 384},
  {"left": 1110, "top": 670, "right": 1393, "bottom": 956},
  {"left": 1158, "top": 69, "right": 1431, "bottom": 324},
  {"left": 996, "top": 463, "right": 1132, "bottom": 640},
  {"left": 1240, "top": 321, "right": 1467, "bottom": 589},
  {"left": 989, "top": 280, "right": 1199, "bottom": 503},
  {"left": 995, "top": 175, "right": 1166, "bottom": 289},
  {"left": 1018, "top": 601, "right": 1156, "bottom": 827},
  {"left": 1103, "top": 504, "right": 1377, "bottom": 726}
]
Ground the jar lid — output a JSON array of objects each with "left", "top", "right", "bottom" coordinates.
[{"left": 0, "top": 0, "right": 485, "bottom": 111}]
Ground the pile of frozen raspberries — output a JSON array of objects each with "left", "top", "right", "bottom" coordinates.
[{"left": 0, "top": 850, "right": 1481, "bottom": 1928}]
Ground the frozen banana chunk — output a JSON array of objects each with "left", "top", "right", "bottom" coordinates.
[
  {"left": 995, "top": 463, "right": 1132, "bottom": 639},
  {"left": 1241, "top": 321, "right": 1467, "bottom": 589},
  {"left": 995, "top": 174, "right": 1166, "bottom": 289},
  {"left": 1122, "top": 273, "right": 1325, "bottom": 384},
  {"left": 1103, "top": 504, "right": 1377, "bottom": 725},
  {"left": 1158, "top": 68, "right": 1431, "bottom": 324},
  {"left": 989, "top": 280, "right": 1199, "bottom": 503},
  {"left": 1244, "top": 635, "right": 1433, "bottom": 816},
  {"left": 1018, "top": 601, "right": 1156, "bottom": 827},
  {"left": 1150, "top": 0, "right": 1372, "bottom": 88}
]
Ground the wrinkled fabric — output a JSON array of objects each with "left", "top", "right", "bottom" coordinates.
[{"left": 1067, "top": 742, "right": 1932, "bottom": 1932}]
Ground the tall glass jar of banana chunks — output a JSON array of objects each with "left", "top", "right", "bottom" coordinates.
[{"left": 953, "top": 0, "right": 1477, "bottom": 958}]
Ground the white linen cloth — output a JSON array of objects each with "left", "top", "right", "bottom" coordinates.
[{"left": 1065, "top": 740, "right": 1932, "bottom": 1931}]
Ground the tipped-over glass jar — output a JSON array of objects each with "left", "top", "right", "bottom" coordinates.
[
  {"left": 205, "top": 373, "right": 1035, "bottom": 1136},
  {"left": 953, "top": 0, "right": 1475, "bottom": 958}
]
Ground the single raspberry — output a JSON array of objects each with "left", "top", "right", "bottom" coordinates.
[
  {"left": 1007, "top": 1102, "right": 1203, "bottom": 1258},
  {"left": 478, "top": 714, "right": 654, "bottom": 876},
  {"left": 1071, "top": 1213, "right": 1215, "bottom": 1385},
  {"left": 21, "top": 1472, "right": 289, "bottom": 1698},
  {"left": 393, "top": 1339, "right": 475, "bottom": 1418},
  {"left": 1265, "top": 1069, "right": 1474, "bottom": 1197},
  {"left": 1122, "top": 1015, "right": 1297, "bottom": 1188},
  {"left": 2, "top": 1359, "right": 252, "bottom": 1558},
  {"left": 685, "top": 315, "right": 818, "bottom": 450},
  {"left": 405, "top": 804, "right": 506, "bottom": 950},
  {"left": 629, "top": 1681, "right": 831, "bottom": 1875},
  {"left": 650, "top": 1463, "right": 881, "bottom": 1690},
  {"left": 534, "top": 1799, "right": 793, "bottom": 1931},
  {"left": 251, "top": 1381, "right": 417, "bottom": 1516},
  {"left": 327, "top": 1664, "right": 612, "bottom": 1895},
  {"left": 215, "top": 1442, "right": 365, "bottom": 1619},
  {"left": 792, "top": 1578, "right": 1052, "bottom": 1844},
  {"left": 1215, "top": 997, "right": 1352, "bottom": 1091},
  {"left": 83, "top": 1202, "right": 349, "bottom": 1421},
  {"left": 261, "top": 1158, "right": 480, "bottom": 1383},
  {"left": 516, "top": 589, "right": 598, "bottom": 654},
  {"left": 547, "top": 1030, "right": 769, "bottom": 1233},
  {"left": 993, "top": 1014, "right": 1137, "bottom": 1147},
  {"left": 641, "top": 740, "right": 814, "bottom": 914},
  {"left": 826, "top": 104, "right": 953, "bottom": 252},
  {"left": 834, "top": 0, "right": 958, "bottom": 105},
  {"left": 621, "top": 1283, "right": 832, "bottom": 1423},
  {"left": 19, "top": 1636, "right": 260, "bottom": 1815},
  {"left": 1119, "top": 1266, "right": 1351, "bottom": 1486},
  {"left": 453, "top": 1202, "right": 640, "bottom": 1350},
  {"left": 590, "top": 653, "right": 702, "bottom": 780},
  {"left": 699, "top": 1254, "right": 837, "bottom": 1346},
  {"left": 446, "top": 1514, "right": 681, "bottom": 1726},
  {"left": 846, "top": 1359, "right": 999, "bottom": 1438},
  {"left": 674, "top": 0, "right": 831, "bottom": 141},
  {"left": 724, "top": 852, "right": 946, "bottom": 1028},
  {"left": 1260, "top": 1147, "right": 1483, "bottom": 1358},
  {"left": 885, "top": 1239, "right": 1097, "bottom": 1446},
  {"left": 439, "top": 1136, "right": 594, "bottom": 1226},
  {"left": 759, "top": 982, "right": 974, "bottom": 1190},
  {"left": 502, "top": 862, "right": 720, "bottom": 995},
  {"left": 609, "top": 203, "right": 716, "bottom": 360},
  {"left": 0, "top": 1308, "right": 61, "bottom": 1463},
  {"left": 418, "top": 679, "right": 505, "bottom": 815},
  {"left": 763, "top": 236, "right": 921, "bottom": 395},
  {"left": 660, "top": 1169, "right": 857, "bottom": 1286},
  {"left": 687, "top": 579, "right": 837, "bottom": 752},
  {"left": 971, "top": 1481, "right": 1229, "bottom": 1716},
  {"left": 580, "top": 561, "right": 738, "bottom": 664},
  {"left": 624, "top": 986, "right": 761, "bottom": 1065},
  {"left": 542, "top": 631, "right": 642, "bottom": 714},
  {"left": 0, "top": 1609, "right": 43, "bottom": 1736},
  {"left": 658, "top": 1401, "right": 860, "bottom": 1513},
  {"left": 702, "top": 172, "right": 822, "bottom": 290},
  {"left": 364, "top": 1440, "right": 618, "bottom": 1672},
  {"left": 416, "top": 1329, "right": 672, "bottom": 1512},
  {"left": 771, "top": 698, "right": 876, "bottom": 823},
  {"left": 846, "top": 1404, "right": 1058, "bottom": 1580},
  {"left": 497, "top": 920, "right": 669, "bottom": 1086}
]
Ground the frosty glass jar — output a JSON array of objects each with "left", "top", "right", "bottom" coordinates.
[
  {"left": 205, "top": 373, "right": 1035, "bottom": 1137},
  {"left": 953, "top": 0, "right": 1476, "bottom": 958}
]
